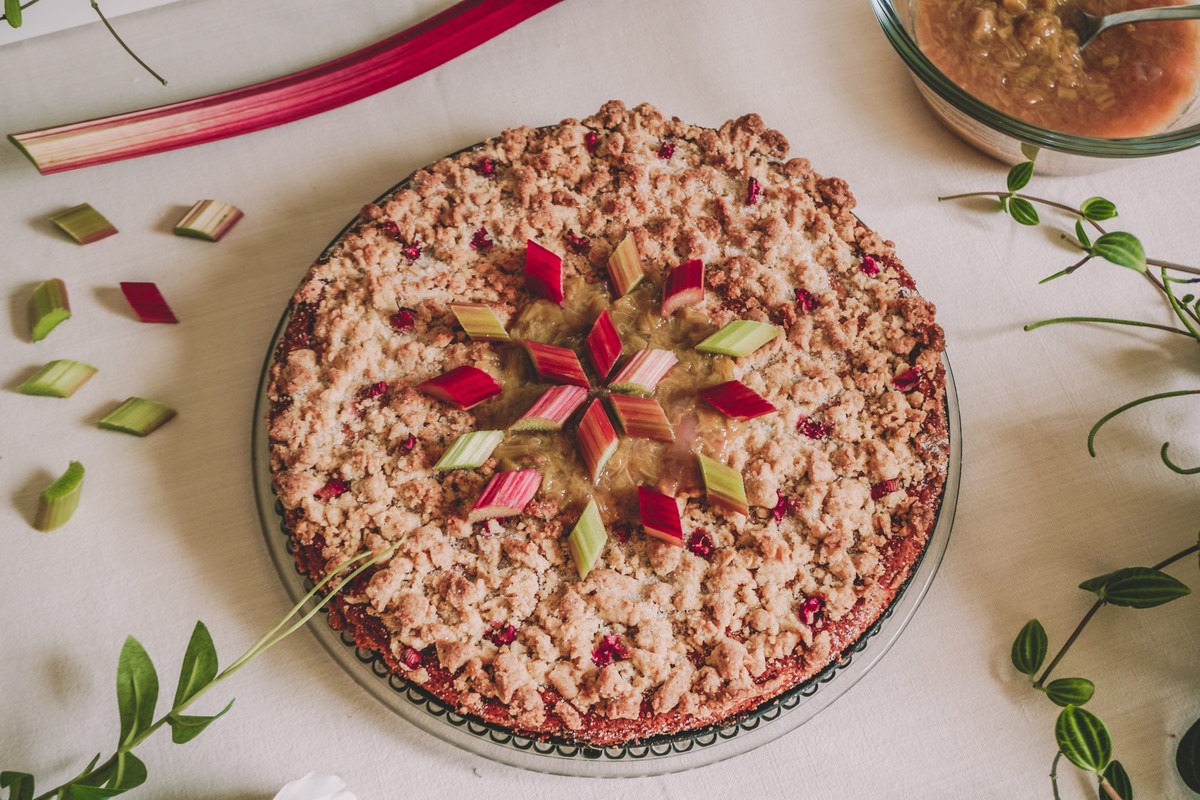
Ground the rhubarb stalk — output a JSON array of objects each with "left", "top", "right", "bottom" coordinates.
[{"left": 9, "top": 0, "right": 566, "bottom": 175}]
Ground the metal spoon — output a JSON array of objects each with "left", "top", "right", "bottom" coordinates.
[{"left": 1072, "top": 3, "right": 1200, "bottom": 50}]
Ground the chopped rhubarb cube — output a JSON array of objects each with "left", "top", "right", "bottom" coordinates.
[
  {"left": 173, "top": 199, "right": 243, "bottom": 242},
  {"left": 795, "top": 288, "right": 818, "bottom": 313},
  {"left": 576, "top": 399, "right": 619, "bottom": 483},
  {"left": 687, "top": 530, "right": 715, "bottom": 559},
  {"left": 798, "top": 416, "right": 830, "bottom": 440},
  {"left": 609, "top": 348, "right": 677, "bottom": 395},
  {"left": 609, "top": 394, "right": 674, "bottom": 442},
  {"left": 315, "top": 478, "right": 348, "bottom": 501},
  {"left": 584, "top": 130, "right": 600, "bottom": 154},
  {"left": 893, "top": 367, "right": 921, "bottom": 392},
  {"left": 871, "top": 479, "right": 900, "bottom": 500},
  {"left": 485, "top": 622, "right": 517, "bottom": 646},
  {"left": 417, "top": 365, "right": 502, "bottom": 410},
  {"left": 699, "top": 380, "right": 777, "bottom": 420},
  {"left": 772, "top": 490, "right": 794, "bottom": 522},
  {"left": 449, "top": 303, "right": 509, "bottom": 341},
  {"left": 469, "top": 469, "right": 542, "bottom": 522},
  {"left": 434, "top": 430, "right": 504, "bottom": 471},
  {"left": 524, "top": 340, "right": 589, "bottom": 388},
  {"left": 800, "top": 596, "right": 825, "bottom": 626},
  {"left": 120, "top": 282, "right": 178, "bottom": 323},
  {"left": 607, "top": 234, "right": 645, "bottom": 298},
  {"left": 472, "top": 157, "right": 496, "bottom": 176},
  {"left": 389, "top": 307, "right": 416, "bottom": 331},
  {"left": 661, "top": 259, "right": 704, "bottom": 317},
  {"left": 697, "top": 453, "right": 748, "bottom": 516},
  {"left": 745, "top": 177, "right": 762, "bottom": 206},
  {"left": 565, "top": 230, "right": 591, "bottom": 255},
  {"left": 696, "top": 320, "right": 779, "bottom": 358},
  {"left": 592, "top": 634, "right": 628, "bottom": 667},
  {"left": 639, "top": 486, "right": 683, "bottom": 546},
  {"left": 399, "top": 646, "right": 423, "bottom": 669},
  {"left": 470, "top": 227, "right": 494, "bottom": 252},
  {"left": 511, "top": 385, "right": 588, "bottom": 431},
  {"left": 861, "top": 255, "right": 881, "bottom": 276},
  {"left": 567, "top": 498, "right": 607, "bottom": 580},
  {"left": 657, "top": 140, "right": 675, "bottom": 160},
  {"left": 525, "top": 240, "right": 564, "bottom": 305},
  {"left": 585, "top": 309, "right": 622, "bottom": 380}
]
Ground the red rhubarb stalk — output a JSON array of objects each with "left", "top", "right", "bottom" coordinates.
[
  {"left": 660, "top": 259, "right": 704, "bottom": 317},
  {"left": 120, "top": 282, "right": 177, "bottom": 323},
  {"left": 8, "top": 0, "right": 565, "bottom": 175},
  {"left": 469, "top": 469, "right": 542, "bottom": 522},
  {"left": 638, "top": 486, "right": 683, "bottom": 546},
  {"left": 576, "top": 399, "right": 619, "bottom": 483},
  {"left": 524, "top": 240, "right": 564, "bottom": 305},
  {"left": 511, "top": 385, "right": 587, "bottom": 431},
  {"left": 524, "top": 340, "right": 589, "bottom": 388},
  {"left": 699, "top": 380, "right": 777, "bottom": 421},
  {"left": 417, "top": 365, "right": 502, "bottom": 409},
  {"left": 585, "top": 309, "right": 622, "bottom": 380}
]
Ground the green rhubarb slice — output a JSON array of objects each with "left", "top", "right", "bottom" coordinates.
[
  {"left": 36, "top": 461, "right": 84, "bottom": 531},
  {"left": 28, "top": 278, "right": 71, "bottom": 341},
  {"left": 98, "top": 397, "right": 177, "bottom": 436},
  {"left": 567, "top": 498, "right": 607, "bottom": 580},
  {"left": 450, "top": 302, "right": 510, "bottom": 341},
  {"left": 696, "top": 320, "right": 780, "bottom": 357},
  {"left": 698, "top": 453, "right": 749, "bottom": 516},
  {"left": 49, "top": 203, "right": 118, "bottom": 244},
  {"left": 434, "top": 430, "right": 504, "bottom": 471},
  {"left": 17, "top": 360, "right": 97, "bottom": 397},
  {"left": 173, "top": 200, "right": 244, "bottom": 241}
]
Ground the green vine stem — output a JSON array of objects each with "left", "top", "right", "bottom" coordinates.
[
  {"left": 1162, "top": 442, "right": 1200, "bottom": 475},
  {"left": 1035, "top": 542, "right": 1200, "bottom": 688},
  {"left": 88, "top": 0, "right": 166, "bottom": 85},
  {"left": 1087, "top": 390, "right": 1200, "bottom": 458},
  {"left": 26, "top": 543, "right": 397, "bottom": 800},
  {"left": 0, "top": 0, "right": 39, "bottom": 24},
  {"left": 1051, "top": 751, "right": 1064, "bottom": 800},
  {"left": 1023, "top": 316, "right": 1194, "bottom": 337}
]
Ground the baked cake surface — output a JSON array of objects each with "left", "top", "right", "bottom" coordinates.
[{"left": 266, "top": 101, "right": 948, "bottom": 745}]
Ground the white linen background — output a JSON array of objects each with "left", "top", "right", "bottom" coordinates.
[{"left": 1, "top": 1, "right": 1198, "bottom": 797}]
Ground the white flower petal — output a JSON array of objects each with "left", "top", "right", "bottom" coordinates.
[{"left": 273, "top": 772, "right": 358, "bottom": 800}]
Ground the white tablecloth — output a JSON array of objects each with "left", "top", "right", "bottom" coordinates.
[{"left": 2, "top": 1, "right": 1198, "bottom": 797}]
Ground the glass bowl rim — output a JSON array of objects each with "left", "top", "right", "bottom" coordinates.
[{"left": 869, "top": 0, "right": 1200, "bottom": 158}]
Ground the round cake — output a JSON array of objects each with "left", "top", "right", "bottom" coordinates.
[{"left": 266, "top": 101, "right": 948, "bottom": 746}]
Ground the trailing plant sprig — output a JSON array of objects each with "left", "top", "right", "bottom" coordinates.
[
  {"left": 944, "top": 162, "right": 1200, "bottom": 798},
  {"left": 2, "top": 0, "right": 165, "bottom": 84},
  {"left": 0, "top": 540, "right": 401, "bottom": 799}
]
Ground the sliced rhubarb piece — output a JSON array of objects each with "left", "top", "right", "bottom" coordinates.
[
  {"left": 638, "top": 486, "right": 683, "bottom": 546},
  {"left": 449, "top": 302, "right": 509, "bottom": 341},
  {"left": 524, "top": 340, "right": 589, "bottom": 388},
  {"left": 98, "top": 397, "right": 177, "bottom": 436},
  {"left": 606, "top": 234, "right": 645, "bottom": 298},
  {"left": 524, "top": 240, "right": 564, "bottom": 305},
  {"left": 699, "top": 380, "right": 777, "bottom": 421},
  {"left": 660, "top": 259, "right": 704, "bottom": 317},
  {"left": 687, "top": 530, "right": 715, "bottom": 559},
  {"left": 315, "top": 478, "right": 348, "bottom": 501},
  {"left": 485, "top": 622, "right": 517, "bottom": 645},
  {"left": 434, "top": 430, "right": 504, "bottom": 470},
  {"left": 893, "top": 367, "right": 921, "bottom": 392},
  {"left": 28, "top": 278, "right": 71, "bottom": 341},
  {"left": 173, "top": 199, "right": 244, "bottom": 241},
  {"left": 417, "top": 365, "right": 502, "bottom": 410},
  {"left": 585, "top": 309, "right": 621, "bottom": 380},
  {"left": 799, "top": 596, "right": 825, "bottom": 626},
  {"left": 576, "top": 399, "right": 619, "bottom": 483},
  {"left": 696, "top": 320, "right": 779, "bottom": 357},
  {"left": 17, "top": 360, "right": 97, "bottom": 397},
  {"left": 511, "top": 385, "right": 587, "bottom": 431},
  {"left": 745, "top": 176, "right": 762, "bottom": 206},
  {"left": 609, "top": 394, "right": 674, "bottom": 442},
  {"left": 697, "top": 453, "right": 748, "bottom": 516},
  {"left": 36, "top": 461, "right": 84, "bottom": 532},
  {"left": 608, "top": 348, "right": 677, "bottom": 395},
  {"left": 469, "top": 469, "right": 542, "bottom": 522},
  {"left": 592, "top": 634, "right": 628, "bottom": 666},
  {"left": 49, "top": 204, "right": 117, "bottom": 244},
  {"left": 567, "top": 498, "right": 607, "bottom": 580},
  {"left": 871, "top": 478, "right": 900, "bottom": 500},
  {"left": 120, "top": 282, "right": 178, "bottom": 323}
]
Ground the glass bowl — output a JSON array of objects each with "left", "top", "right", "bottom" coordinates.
[{"left": 870, "top": 0, "right": 1200, "bottom": 173}]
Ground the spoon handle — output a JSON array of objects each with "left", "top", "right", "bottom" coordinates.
[{"left": 1099, "top": 4, "right": 1200, "bottom": 33}]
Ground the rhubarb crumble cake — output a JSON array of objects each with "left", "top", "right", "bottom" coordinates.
[{"left": 266, "top": 101, "right": 948, "bottom": 746}]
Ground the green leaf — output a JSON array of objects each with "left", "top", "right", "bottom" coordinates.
[
  {"left": 1088, "top": 567, "right": 1190, "bottom": 608},
  {"left": 167, "top": 699, "right": 234, "bottom": 744},
  {"left": 1008, "top": 196, "right": 1040, "bottom": 226},
  {"left": 1046, "top": 677, "right": 1096, "bottom": 707},
  {"left": 1178, "top": 715, "right": 1200, "bottom": 792},
  {"left": 1079, "top": 571, "right": 1117, "bottom": 594},
  {"left": 0, "top": 772, "right": 34, "bottom": 800},
  {"left": 1007, "top": 161, "right": 1035, "bottom": 193},
  {"left": 1020, "top": 142, "right": 1041, "bottom": 162},
  {"left": 1090, "top": 232, "right": 1146, "bottom": 273},
  {"left": 1011, "top": 619, "right": 1048, "bottom": 676},
  {"left": 1056, "top": 705, "right": 1113, "bottom": 773},
  {"left": 173, "top": 621, "right": 218, "bottom": 707},
  {"left": 1075, "top": 220, "right": 1092, "bottom": 249},
  {"left": 105, "top": 753, "right": 146, "bottom": 792},
  {"left": 115, "top": 636, "right": 159, "bottom": 748},
  {"left": 4, "top": 0, "right": 22, "bottom": 28},
  {"left": 1101, "top": 760, "right": 1133, "bottom": 800},
  {"left": 1080, "top": 197, "right": 1118, "bottom": 221}
]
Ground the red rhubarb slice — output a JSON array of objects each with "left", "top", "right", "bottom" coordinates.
[
  {"left": 699, "top": 380, "right": 777, "bottom": 421},
  {"left": 585, "top": 309, "right": 621, "bottom": 380},
  {"left": 576, "top": 399, "right": 619, "bottom": 483},
  {"left": 524, "top": 240, "right": 564, "bottom": 305},
  {"left": 609, "top": 349, "right": 677, "bottom": 395},
  {"left": 417, "top": 365, "right": 501, "bottom": 409},
  {"left": 609, "top": 394, "right": 674, "bottom": 442},
  {"left": 511, "top": 384, "right": 587, "bottom": 431},
  {"left": 638, "top": 486, "right": 683, "bottom": 546},
  {"left": 469, "top": 469, "right": 542, "bottom": 522},
  {"left": 606, "top": 234, "right": 645, "bottom": 298},
  {"left": 660, "top": 259, "right": 704, "bottom": 317},
  {"left": 524, "top": 340, "right": 589, "bottom": 388},
  {"left": 120, "top": 282, "right": 178, "bottom": 323}
]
